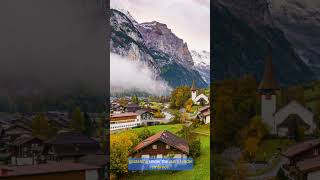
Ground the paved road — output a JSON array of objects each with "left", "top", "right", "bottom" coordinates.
[
  {"left": 143, "top": 110, "right": 174, "bottom": 124},
  {"left": 247, "top": 157, "right": 287, "bottom": 180}
]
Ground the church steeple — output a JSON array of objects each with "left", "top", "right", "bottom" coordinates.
[
  {"left": 191, "top": 80, "right": 197, "bottom": 92},
  {"left": 260, "top": 48, "right": 278, "bottom": 134},
  {"left": 191, "top": 80, "right": 197, "bottom": 102},
  {"left": 258, "top": 48, "right": 279, "bottom": 94}
]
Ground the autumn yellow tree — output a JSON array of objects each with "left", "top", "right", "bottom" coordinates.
[
  {"left": 185, "top": 98, "right": 194, "bottom": 113},
  {"left": 240, "top": 116, "right": 269, "bottom": 142},
  {"left": 110, "top": 131, "right": 138, "bottom": 177},
  {"left": 180, "top": 112, "right": 189, "bottom": 123},
  {"left": 244, "top": 137, "right": 259, "bottom": 162}
]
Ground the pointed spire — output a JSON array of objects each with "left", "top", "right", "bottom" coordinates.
[
  {"left": 191, "top": 80, "right": 196, "bottom": 91},
  {"left": 258, "top": 48, "right": 279, "bottom": 92}
]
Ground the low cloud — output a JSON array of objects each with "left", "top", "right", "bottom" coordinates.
[{"left": 110, "top": 53, "right": 171, "bottom": 96}]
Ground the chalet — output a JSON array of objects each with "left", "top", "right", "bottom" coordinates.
[
  {"left": 0, "top": 162, "right": 100, "bottom": 180},
  {"left": 136, "top": 109, "right": 154, "bottom": 126},
  {"left": 110, "top": 112, "right": 139, "bottom": 131},
  {"left": 42, "top": 131, "right": 101, "bottom": 162},
  {"left": 111, "top": 103, "right": 125, "bottom": 113},
  {"left": 136, "top": 109, "right": 153, "bottom": 121},
  {"left": 125, "top": 103, "right": 141, "bottom": 112},
  {"left": 197, "top": 105, "right": 210, "bottom": 124},
  {"left": 191, "top": 80, "right": 209, "bottom": 106},
  {"left": 281, "top": 139, "right": 320, "bottom": 179},
  {"left": 3, "top": 124, "right": 32, "bottom": 142},
  {"left": 295, "top": 156, "right": 320, "bottom": 180},
  {"left": 131, "top": 130, "right": 189, "bottom": 159},
  {"left": 9, "top": 135, "right": 43, "bottom": 165},
  {"left": 259, "top": 50, "right": 316, "bottom": 136}
]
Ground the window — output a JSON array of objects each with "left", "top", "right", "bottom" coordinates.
[
  {"left": 166, "top": 145, "right": 170, "bottom": 149},
  {"left": 152, "top": 144, "right": 157, "bottom": 149},
  {"left": 314, "top": 149, "right": 319, "bottom": 156},
  {"left": 150, "top": 155, "right": 156, "bottom": 158}
]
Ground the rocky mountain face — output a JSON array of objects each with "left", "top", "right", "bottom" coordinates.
[
  {"left": 137, "top": 22, "right": 194, "bottom": 68},
  {"left": 213, "top": 0, "right": 316, "bottom": 86},
  {"left": 110, "top": 9, "right": 159, "bottom": 72},
  {"left": 270, "top": 0, "right": 320, "bottom": 76},
  {"left": 110, "top": 9, "right": 207, "bottom": 88},
  {"left": 191, "top": 50, "right": 210, "bottom": 84}
]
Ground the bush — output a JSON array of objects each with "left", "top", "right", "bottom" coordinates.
[
  {"left": 153, "top": 111, "right": 165, "bottom": 118},
  {"left": 189, "top": 139, "right": 201, "bottom": 159},
  {"left": 138, "top": 127, "right": 154, "bottom": 140},
  {"left": 190, "top": 119, "right": 201, "bottom": 129}
]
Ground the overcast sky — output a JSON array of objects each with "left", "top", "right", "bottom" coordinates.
[{"left": 111, "top": 0, "right": 210, "bottom": 52}]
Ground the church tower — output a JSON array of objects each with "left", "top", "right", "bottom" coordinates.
[
  {"left": 191, "top": 80, "right": 197, "bottom": 102},
  {"left": 258, "top": 49, "right": 279, "bottom": 134}
]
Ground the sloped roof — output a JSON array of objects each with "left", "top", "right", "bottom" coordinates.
[
  {"left": 133, "top": 130, "right": 189, "bottom": 154},
  {"left": 199, "top": 105, "right": 210, "bottom": 112},
  {"left": 135, "top": 109, "right": 150, "bottom": 115},
  {"left": 258, "top": 49, "right": 279, "bottom": 91},
  {"left": 277, "top": 114, "right": 310, "bottom": 129},
  {"left": 110, "top": 112, "right": 138, "bottom": 118},
  {"left": 126, "top": 103, "right": 140, "bottom": 108},
  {"left": 46, "top": 131, "right": 99, "bottom": 145},
  {"left": 11, "top": 135, "right": 41, "bottom": 146},
  {"left": 282, "top": 139, "right": 320, "bottom": 158},
  {"left": 297, "top": 156, "right": 320, "bottom": 173}
]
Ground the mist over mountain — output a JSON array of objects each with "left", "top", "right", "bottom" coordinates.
[
  {"left": 0, "top": 0, "right": 106, "bottom": 95},
  {"left": 0, "top": 0, "right": 106, "bottom": 112},
  {"left": 110, "top": 9, "right": 207, "bottom": 93},
  {"left": 110, "top": 53, "right": 171, "bottom": 96}
]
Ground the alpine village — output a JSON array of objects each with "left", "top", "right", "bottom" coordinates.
[{"left": 109, "top": 81, "right": 210, "bottom": 179}]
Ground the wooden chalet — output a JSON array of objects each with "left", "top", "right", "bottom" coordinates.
[
  {"left": 3, "top": 124, "right": 32, "bottom": 142},
  {"left": 197, "top": 105, "right": 210, "bottom": 124},
  {"left": 42, "top": 131, "right": 101, "bottom": 162},
  {"left": 281, "top": 139, "right": 320, "bottom": 179},
  {"left": 9, "top": 135, "right": 43, "bottom": 165},
  {"left": 136, "top": 109, "right": 153, "bottom": 121},
  {"left": 131, "top": 130, "right": 189, "bottom": 158}
]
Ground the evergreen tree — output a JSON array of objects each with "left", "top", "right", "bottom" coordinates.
[
  {"left": 31, "top": 113, "right": 56, "bottom": 140},
  {"left": 71, "top": 107, "right": 85, "bottom": 132},
  {"left": 83, "top": 112, "right": 93, "bottom": 137}
]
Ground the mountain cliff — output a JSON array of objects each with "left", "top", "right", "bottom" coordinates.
[
  {"left": 270, "top": 0, "right": 320, "bottom": 77},
  {"left": 213, "top": 0, "right": 316, "bottom": 86},
  {"left": 110, "top": 9, "right": 207, "bottom": 88}
]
